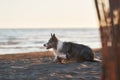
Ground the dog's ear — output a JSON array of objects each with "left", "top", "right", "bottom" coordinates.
[
  {"left": 53, "top": 33, "right": 56, "bottom": 38},
  {"left": 53, "top": 33, "right": 55, "bottom": 36},
  {"left": 52, "top": 33, "right": 57, "bottom": 40},
  {"left": 51, "top": 33, "right": 53, "bottom": 37}
]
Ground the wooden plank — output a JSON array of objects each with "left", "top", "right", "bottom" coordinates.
[{"left": 94, "top": 0, "right": 120, "bottom": 80}]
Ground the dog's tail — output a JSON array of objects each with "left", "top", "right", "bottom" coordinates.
[{"left": 89, "top": 58, "right": 102, "bottom": 62}]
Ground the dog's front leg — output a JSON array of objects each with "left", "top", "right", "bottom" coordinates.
[
  {"left": 53, "top": 56, "right": 61, "bottom": 63},
  {"left": 53, "top": 55, "right": 57, "bottom": 62},
  {"left": 53, "top": 52, "right": 59, "bottom": 63}
]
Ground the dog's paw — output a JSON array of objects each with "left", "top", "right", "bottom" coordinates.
[
  {"left": 60, "top": 59, "right": 67, "bottom": 64},
  {"left": 53, "top": 59, "right": 60, "bottom": 64}
]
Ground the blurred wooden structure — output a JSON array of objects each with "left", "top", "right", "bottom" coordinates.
[{"left": 94, "top": 0, "right": 120, "bottom": 80}]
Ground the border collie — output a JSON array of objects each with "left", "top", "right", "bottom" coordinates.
[{"left": 44, "top": 33, "right": 95, "bottom": 63}]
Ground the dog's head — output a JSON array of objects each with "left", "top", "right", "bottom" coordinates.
[{"left": 44, "top": 33, "right": 58, "bottom": 49}]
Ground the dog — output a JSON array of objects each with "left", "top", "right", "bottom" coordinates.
[{"left": 44, "top": 33, "right": 95, "bottom": 63}]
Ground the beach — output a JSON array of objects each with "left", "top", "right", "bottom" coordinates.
[
  {"left": 0, "top": 28, "right": 102, "bottom": 80},
  {"left": 0, "top": 48, "right": 102, "bottom": 80}
]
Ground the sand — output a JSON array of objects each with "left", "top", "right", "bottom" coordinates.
[{"left": 0, "top": 48, "right": 102, "bottom": 80}]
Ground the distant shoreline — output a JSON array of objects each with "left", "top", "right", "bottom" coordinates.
[{"left": 0, "top": 48, "right": 101, "bottom": 60}]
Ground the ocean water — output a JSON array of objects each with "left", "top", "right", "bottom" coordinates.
[{"left": 0, "top": 29, "right": 101, "bottom": 54}]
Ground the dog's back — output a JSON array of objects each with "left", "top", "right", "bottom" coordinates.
[{"left": 61, "top": 42, "right": 94, "bottom": 62}]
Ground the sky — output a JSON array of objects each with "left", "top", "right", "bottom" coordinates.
[{"left": 0, "top": 0, "right": 99, "bottom": 29}]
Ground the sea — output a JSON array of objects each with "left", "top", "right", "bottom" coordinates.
[{"left": 0, "top": 28, "right": 101, "bottom": 54}]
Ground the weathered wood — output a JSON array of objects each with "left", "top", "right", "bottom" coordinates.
[{"left": 95, "top": 0, "right": 120, "bottom": 80}]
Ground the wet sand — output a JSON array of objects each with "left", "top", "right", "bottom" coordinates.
[{"left": 0, "top": 48, "right": 102, "bottom": 80}]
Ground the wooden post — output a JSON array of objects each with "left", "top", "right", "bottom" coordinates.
[{"left": 94, "top": 0, "right": 120, "bottom": 80}]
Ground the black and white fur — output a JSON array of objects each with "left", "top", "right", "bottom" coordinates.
[{"left": 44, "top": 33, "right": 95, "bottom": 63}]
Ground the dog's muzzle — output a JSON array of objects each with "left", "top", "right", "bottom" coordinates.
[
  {"left": 43, "top": 44, "right": 46, "bottom": 47},
  {"left": 43, "top": 43, "right": 50, "bottom": 49},
  {"left": 43, "top": 43, "right": 47, "bottom": 47}
]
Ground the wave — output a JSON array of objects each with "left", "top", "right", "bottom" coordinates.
[{"left": 0, "top": 29, "right": 101, "bottom": 54}]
